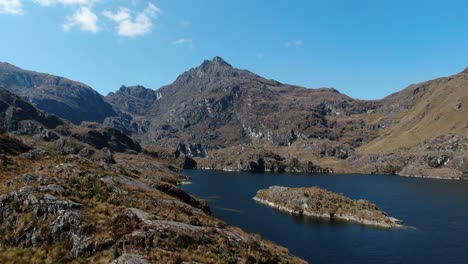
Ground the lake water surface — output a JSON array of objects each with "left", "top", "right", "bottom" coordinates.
[{"left": 181, "top": 170, "right": 468, "bottom": 264}]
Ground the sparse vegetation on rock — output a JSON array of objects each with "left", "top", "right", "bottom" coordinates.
[
  {"left": 0, "top": 91, "right": 306, "bottom": 263},
  {"left": 254, "top": 186, "right": 403, "bottom": 228}
]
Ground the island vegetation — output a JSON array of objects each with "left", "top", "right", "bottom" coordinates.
[{"left": 254, "top": 186, "right": 403, "bottom": 228}]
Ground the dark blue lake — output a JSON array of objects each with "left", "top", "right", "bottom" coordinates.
[{"left": 181, "top": 170, "right": 468, "bottom": 264}]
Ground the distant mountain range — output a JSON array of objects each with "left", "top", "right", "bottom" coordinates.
[{"left": 1, "top": 57, "right": 466, "bottom": 179}]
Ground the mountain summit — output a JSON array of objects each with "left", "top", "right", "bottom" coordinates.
[
  {"left": 205, "top": 56, "right": 232, "bottom": 68},
  {"left": 106, "top": 57, "right": 354, "bottom": 149},
  {"left": 172, "top": 56, "right": 265, "bottom": 87}
]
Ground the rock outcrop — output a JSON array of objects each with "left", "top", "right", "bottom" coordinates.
[
  {"left": 0, "top": 147, "right": 306, "bottom": 263},
  {"left": 197, "top": 144, "right": 333, "bottom": 173},
  {"left": 0, "top": 88, "right": 64, "bottom": 131},
  {"left": 106, "top": 85, "right": 159, "bottom": 117}
]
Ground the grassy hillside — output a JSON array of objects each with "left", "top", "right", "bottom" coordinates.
[{"left": 363, "top": 71, "right": 468, "bottom": 153}]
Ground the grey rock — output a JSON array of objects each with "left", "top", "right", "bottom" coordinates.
[
  {"left": 50, "top": 210, "right": 81, "bottom": 240},
  {"left": 126, "top": 208, "right": 151, "bottom": 222},
  {"left": 21, "top": 173, "right": 43, "bottom": 183},
  {"left": 111, "top": 253, "right": 149, "bottom": 264},
  {"left": 39, "top": 184, "right": 65, "bottom": 194},
  {"left": 177, "top": 143, "right": 208, "bottom": 158},
  {"left": 43, "top": 193, "right": 58, "bottom": 201},
  {"left": 69, "top": 234, "right": 98, "bottom": 258},
  {"left": 100, "top": 175, "right": 155, "bottom": 192}
]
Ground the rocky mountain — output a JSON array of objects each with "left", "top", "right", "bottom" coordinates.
[
  {"left": 363, "top": 68, "right": 468, "bottom": 152},
  {"left": 0, "top": 87, "right": 65, "bottom": 132},
  {"left": 1, "top": 58, "right": 466, "bottom": 178},
  {"left": 0, "top": 57, "right": 466, "bottom": 262},
  {"left": 105, "top": 57, "right": 369, "bottom": 149},
  {"left": 106, "top": 85, "right": 159, "bottom": 116},
  {"left": 0, "top": 87, "right": 305, "bottom": 263},
  {"left": 0, "top": 87, "right": 143, "bottom": 159},
  {"left": 0, "top": 62, "right": 116, "bottom": 124},
  {"left": 105, "top": 57, "right": 467, "bottom": 178}
]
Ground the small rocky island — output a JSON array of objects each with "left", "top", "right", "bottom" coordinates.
[{"left": 254, "top": 186, "right": 403, "bottom": 228}]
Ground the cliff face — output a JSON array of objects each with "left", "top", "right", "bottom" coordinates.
[
  {"left": 0, "top": 88, "right": 65, "bottom": 132},
  {"left": 0, "top": 62, "right": 116, "bottom": 124}
]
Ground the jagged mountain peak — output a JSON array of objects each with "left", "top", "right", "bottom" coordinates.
[
  {"left": 197, "top": 56, "right": 233, "bottom": 73},
  {"left": 211, "top": 56, "right": 232, "bottom": 66},
  {"left": 462, "top": 67, "right": 468, "bottom": 74},
  {"left": 171, "top": 56, "right": 271, "bottom": 88},
  {"left": 113, "top": 85, "right": 155, "bottom": 96}
]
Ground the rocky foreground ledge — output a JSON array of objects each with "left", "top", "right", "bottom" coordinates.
[{"left": 254, "top": 186, "right": 403, "bottom": 228}]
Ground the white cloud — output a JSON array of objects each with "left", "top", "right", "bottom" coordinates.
[
  {"left": 172, "top": 38, "right": 194, "bottom": 48},
  {"left": 0, "top": 0, "right": 23, "bottom": 15},
  {"left": 63, "top": 6, "right": 99, "bottom": 33},
  {"left": 103, "top": 3, "right": 160, "bottom": 37},
  {"left": 33, "top": 0, "right": 94, "bottom": 6},
  {"left": 285, "top": 40, "right": 303, "bottom": 48},
  {"left": 102, "top": 7, "right": 130, "bottom": 22}
]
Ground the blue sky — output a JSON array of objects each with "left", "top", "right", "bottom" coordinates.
[{"left": 0, "top": 0, "right": 467, "bottom": 99}]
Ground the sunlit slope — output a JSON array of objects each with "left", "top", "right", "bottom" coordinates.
[{"left": 363, "top": 69, "right": 468, "bottom": 153}]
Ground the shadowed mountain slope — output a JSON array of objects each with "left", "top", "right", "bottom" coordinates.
[{"left": 0, "top": 62, "right": 116, "bottom": 124}]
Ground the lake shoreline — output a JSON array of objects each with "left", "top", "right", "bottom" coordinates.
[
  {"left": 195, "top": 167, "right": 466, "bottom": 181},
  {"left": 253, "top": 197, "right": 403, "bottom": 229}
]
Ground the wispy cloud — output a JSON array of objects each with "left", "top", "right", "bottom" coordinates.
[
  {"left": 285, "top": 40, "right": 303, "bottom": 48},
  {"left": 0, "top": 0, "right": 23, "bottom": 15},
  {"left": 63, "top": 6, "right": 99, "bottom": 33},
  {"left": 172, "top": 38, "right": 194, "bottom": 48},
  {"left": 103, "top": 3, "right": 160, "bottom": 37},
  {"left": 33, "top": 0, "right": 94, "bottom": 6}
]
